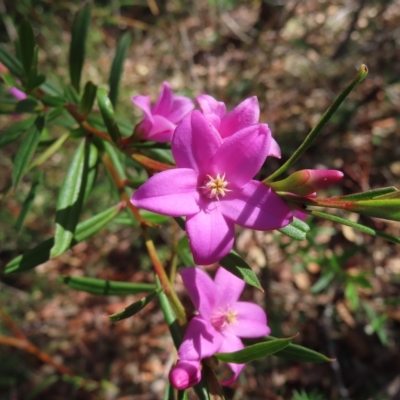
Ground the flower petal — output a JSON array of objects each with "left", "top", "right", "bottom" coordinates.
[
  {"left": 131, "top": 169, "right": 200, "bottom": 216},
  {"left": 169, "top": 95, "right": 195, "bottom": 124},
  {"left": 9, "top": 87, "right": 27, "bottom": 101},
  {"left": 217, "top": 334, "right": 245, "bottom": 386},
  {"left": 214, "top": 267, "right": 245, "bottom": 305},
  {"left": 220, "top": 180, "right": 293, "bottom": 230},
  {"left": 152, "top": 81, "right": 173, "bottom": 116},
  {"left": 211, "top": 124, "right": 271, "bottom": 188},
  {"left": 230, "top": 302, "right": 271, "bottom": 338},
  {"left": 219, "top": 96, "right": 260, "bottom": 139},
  {"left": 178, "top": 316, "right": 223, "bottom": 360},
  {"left": 186, "top": 207, "right": 234, "bottom": 265},
  {"left": 132, "top": 95, "right": 153, "bottom": 123},
  {"left": 268, "top": 137, "right": 281, "bottom": 158},
  {"left": 196, "top": 94, "right": 226, "bottom": 130},
  {"left": 180, "top": 267, "right": 219, "bottom": 319},
  {"left": 172, "top": 111, "right": 222, "bottom": 173},
  {"left": 147, "top": 114, "right": 176, "bottom": 142}
]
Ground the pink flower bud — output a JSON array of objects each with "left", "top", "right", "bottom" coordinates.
[
  {"left": 268, "top": 169, "right": 343, "bottom": 196},
  {"left": 9, "top": 87, "right": 27, "bottom": 101},
  {"left": 169, "top": 360, "right": 201, "bottom": 390}
]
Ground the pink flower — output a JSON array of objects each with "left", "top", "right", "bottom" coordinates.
[
  {"left": 131, "top": 109, "right": 293, "bottom": 265},
  {"left": 169, "top": 267, "right": 270, "bottom": 389},
  {"left": 132, "top": 81, "right": 194, "bottom": 142},
  {"left": 196, "top": 94, "right": 281, "bottom": 158}
]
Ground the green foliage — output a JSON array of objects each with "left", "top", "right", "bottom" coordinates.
[{"left": 292, "top": 389, "right": 327, "bottom": 400}]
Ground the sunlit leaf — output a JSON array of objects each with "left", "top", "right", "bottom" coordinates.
[
  {"left": 51, "top": 140, "right": 98, "bottom": 257},
  {"left": 278, "top": 216, "right": 309, "bottom": 240},
  {"left": 60, "top": 275, "right": 156, "bottom": 295},
  {"left": 215, "top": 337, "right": 293, "bottom": 363},
  {"left": 220, "top": 251, "right": 262, "bottom": 290}
]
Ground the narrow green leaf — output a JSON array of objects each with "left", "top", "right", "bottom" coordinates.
[
  {"left": 2, "top": 72, "right": 20, "bottom": 88},
  {"left": 310, "top": 210, "right": 400, "bottom": 245},
  {"left": 310, "top": 271, "right": 336, "bottom": 294},
  {"left": 97, "top": 88, "right": 121, "bottom": 143},
  {"left": 18, "top": 19, "right": 36, "bottom": 77},
  {"left": 0, "top": 45, "right": 23, "bottom": 77},
  {"left": 50, "top": 140, "right": 97, "bottom": 257},
  {"left": 29, "top": 132, "right": 70, "bottom": 170},
  {"left": 265, "top": 64, "right": 368, "bottom": 182},
  {"left": 41, "top": 95, "right": 66, "bottom": 107},
  {"left": 108, "top": 289, "right": 161, "bottom": 322},
  {"left": 245, "top": 336, "right": 333, "bottom": 363},
  {"left": 177, "top": 236, "right": 195, "bottom": 266},
  {"left": 220, "top": 251, "right": 262, "bottom": 290},
  {"left": 345, "top": 282, "right": 359, "bottom": 310},
  {"left": 69, "top": 3, "right": 91, "bottom": 92},
  {"left": 64, "top": 85, "right": 80, "bottom": 104},
  {"left": 333, "top": 187, "right": 398, "bottom": 201},
  {"left": 0, "top": 115, "right": 36, "bottom": 148},
  {"left": 163, "top": 381, "right": 174, "bottom": 400},
  {"left": 40, "top": 80, "right": 63, "bottom": 96},
  {"left": 215, "top": 337, "right": 293, "bottom": 363},
  {"left": 4, "top": 203, "right": 122, "bottom": 274},
  {"left": 278, "top": 216, "right": 309, "bottom": 240},
  {"left": 79, "top": 81, "right": 97, "bottom": 116},
  {"left": 140, "top": 210, "right": 170, "bottom": 224},
  {"left": 177, "top": 390, "right": 189, "bottom": 400},
  {"left": 59, "top": 275, "right": 156, "bottom": 295},
  {"left": 108, "top": 32, "right": 131, "bottom": 108},
  {"left": 12, "top": 115, "right": 45, "bottom": 187},
  {"left": 47, "top": 107, "right": 65, "bottom": 122},
  {"left": 14, "top": 173, "right": 42, "bottom": 232},
  {"left": 15, "top": 97, "right": 42, "bottom": 113},
  {"left": 156, "top": 276, "right": 183, "bottom": 348}
]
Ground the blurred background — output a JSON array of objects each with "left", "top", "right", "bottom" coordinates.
[{"left": 1, "top": 0, "right": 400, "bottom": 399}]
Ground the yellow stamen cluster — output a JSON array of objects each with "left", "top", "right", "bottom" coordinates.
[{"left": 202, "top": 173, "right": 231, "bottom": 200}]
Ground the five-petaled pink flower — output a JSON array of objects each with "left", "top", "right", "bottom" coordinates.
[
  {"left": 131, "top": 102, "right": 294, "bottom": 265},
  {"left": 132, "top": 81, "right": 194, "bottom": 142},
  {"left": 169, "top": 267, "right": 270, "bottom": 389}
]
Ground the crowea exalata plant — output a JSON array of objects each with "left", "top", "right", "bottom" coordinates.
[{"left": 1, "top": 4, "right": 399, "bottom": 398}]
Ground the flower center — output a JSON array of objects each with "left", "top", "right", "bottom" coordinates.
[
  {"left": 211, "top": 307, "right": 238, "bottom": 331},
  {"left": 201, "top": 173, "right": 231, "bottom": 200}
]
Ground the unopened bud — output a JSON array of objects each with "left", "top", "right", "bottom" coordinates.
[
  {"left": 268, "top": 169, "right": 343, "bottom": 196},
  {"left": 169, "top": 360, "right": 202, "bottom": 390}
]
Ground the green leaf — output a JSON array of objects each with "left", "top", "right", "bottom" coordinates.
[
  {"left": 50, "top": 140, "right": 98, "bottom": 257},
  {"left": 265, "top": 64, "right": 368, "bottom": 182},
  {"left": 108, "top": 32, "right": 131, "bottom": 108},
  {"left": 310, "top": 210, "right": 400, "bottom": 245},
  {"left": 4, "top": 203, "right": 122, "bottom": 274},
  {"left": 18, "top": 19, "right": 36, "bottom": 77},
  {"left": 97, "top": 88, "right": 121, "bottom": 143},
  {"left": 12, "top": 115, "right": 45, "bottom": 187},
  {"left": 220, "top": 251, "right": 262, "bottom": 290},
  {"left": 0, "top": 45, "right": 23, "bottom": 77},
  {"left": 29, "top": 132, "right": 70, "bottom": 170},
  {"left": 2, "top": 72, "right": 20, "bottom": 88},
  {"left": 15, "top": 97, "right": 42, "bottom": 113},
  {"left": 215, "top": 337, "right": 293, "bottom": 363},
  {"left": 59, "top": 275, "right": 156, "bottom": 295},
  {"left": 278, "top": 216, "right": 309, "bottom": 240},
  {"left": 79, "top": 81, "right": 97, "bottom": 116},
  {"left": 108, "top": 289, "right": 162, "bottom": 322},
  {"left": 14, "top": 173, "right": 42, "bottom": 232},
  {"left": 0, "top": 115, "right": 36, "bottom": 148},
  {"left": 310, "top": 271, "right": 335, "bottom": 294},
  {"left": 40, "top": 95, "right": 66, "bottom": 107},
  {"left": 178, "top": 390, "right": 189, "bottom": 400},
  {"left": 69, "top": 3, "right": 91, "bottom": 92},
  {"left": 64, "top": 85, "right": 80, "bottom": 104},
  {"left": 176, "top": 236, "right": 195, "bottom": 266},
  {"left": 257, "top": 336, "right": 333, "bottom": 363},
  {"left": 140, "top": 210, "right": 170, "bottom": 224},
  {"left": 345, "top": 283, "right": 359, "bottom": 310},
  {"left": 334, "top": 187, "right": 398, "bottom": 201},
  {"left": 156, "top": 276, "right": 183, "bottom": 349}
]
